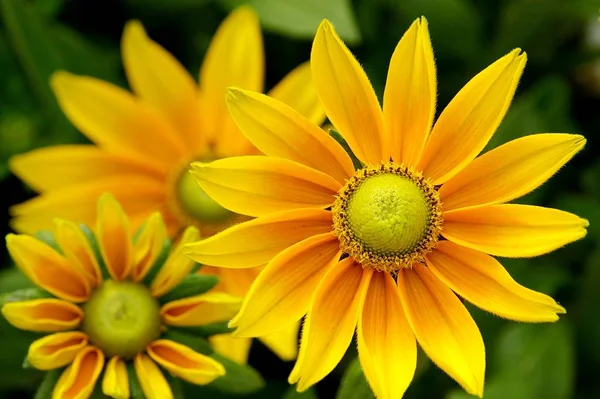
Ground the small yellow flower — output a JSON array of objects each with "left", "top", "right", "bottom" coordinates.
[
  {"left": 2, "top": 194, "right": 236, "bottom": 399},
  {"left": 9, "top": 6, "right": 317, "bottom": 364},
  {"left": 184, "top": 18, "right": 589, "bottom": 398}
]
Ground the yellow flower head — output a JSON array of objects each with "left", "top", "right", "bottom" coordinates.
[
  {"left": 9, "top": 5, "right": 314, "bottom": 364},
  {"left": 1, "top": 194, "right": 239, "bottom": 399},
  {"left": 185, "top": 18, "right": 589, "bottom": 398}
]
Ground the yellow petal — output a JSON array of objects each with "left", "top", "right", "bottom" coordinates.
[
  {"left": 102, "top": 356, "right": 129, "bottom": 399},
  {"left": 134, "top": 354, "right": 173, "bottom": 399},
  {"left": 151, "top": 226, "right": 200, "bottom": 297},
  {"left": 440, "top": 134, "right": 586, "bottom": 211},
  {"left": 418, "top": 49, "right": 526, "bottom": 184},
  {"left": 190, "top": 156, "right": 339, "bottom": 217},
  {"left": 10, "top": 176, "right": 166, "bottom": 235},
  {"left": 147, "top": 340, "right": 225, "bottom": 385},
  {"left": 226, "top": 88, "right": 354, "bottom": 184},
  {"left": 132, "top": 212, "right": 168, "bottom": 282},
  {"left": 55, "top": 219, "right": 102, "bottom": 287},
  {"left": 311, "top": 20, "right": 385, "bottom": 164},
  {"left": 200, "top": 6, "right": 263, "bottom": 155},
  {"left": 97, "top": 194, "right": 133, "bottom": 280},
  {"left": 383, "top": 17, "right": 436, "bottom": 166},
  {"left": 28, "top": 332, "right": 88, "bottom": 370},
  {"left": 185, "top": 209, "right": 333, "bottom": 268},
  {"left": 51, "top": 71, "right": 185, "bottom": 165},
  {"left": 259, "top": 322, "right": 300, "bottom": 362},
  {"left": 161, "top": 292, "right": 241, "bottom": 327},
  {"left": 231, "top": 233, "right": 340, "bottom": 337},
  {"left": 9, "top": 145, "right": 164, "bottom": 192},
  {"left": 397, "top": 265, "right": 485, "bottom": 397},
  {"left": 267, "top": 61, "right": 326, "bottom": 125},
  {"left": 357, "top": 272, "right": 416, "bottom": 399},
  {"left": 289, "top": 258, "right": 372, "bottom": 391},
  {"left": 1, "top": 299, "right": 83, "bottom": 332},
  {"left": 442, "top": 204, "right": 588, "bottom": 257},
  {"left": 6, "top": 234, "right": 90, "bottom": 302},
  {"left": 426, "top": 241, "right": 566, "bottom": 322},
  {"left": 53, "top": 346, "right": 104, "bottom": 399},
  {"left": 122, "top": 20, "right": 200, "bottom": 149},
  {"left": 209, "top": 334, "right": 252, "bottom": 365}
]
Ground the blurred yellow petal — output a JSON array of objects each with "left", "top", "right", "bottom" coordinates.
[
  {"left": 132, "top": 212, "right": 168, "bottom": 282},
  {"left": 97, "top": 194, "right": 133, "bottom": 280},
  {"left": 226, "top": 88, "right": 354, "bottom": 184},
  {"left": 231, "top": 233, "right": 340, "bottom": 337},
  {"left": 9, "top": 145, "right": 164, "bottom": 192},
  {"left": 161, "top": 292, "right": 241, "bottom": 327},
  {"left": 55, "top": 219, "right": 102, "bottom": 287},
  {"left": 200, "top": 6, "right": 263, "bottom": 155},
  {"left": 418, "top": 50, "right": 526, "bottom": 184},
  {"left": 357, "top": 272, "right": 416, "bottom": 399},
  {"left": 440, "top": 134, "right": 586, "bottom": 211},
  {"left": 53, "top": 346, "right": 104, "bottom": 399},
  {"left": 267, "top": 62, "right": 325, "bottom": 125},
  {"left": 311, "top": 20, "right": 385, "bottom": 164},
  {"left": 6, "top": 234, "right": 90, "bottom": 302},
  {"left": 258, "top": 322, "right": 300, "bottom": 362},
  {"left": 51, "top": 71, "right": 185, "bottom": 164},
  {"left": 190, "top": 156, "right": 339, "bottom": 217},
  {"left": 28, "top": 332, "right": 88, "bottom": 370},
  {"left": 102, "top": 356, "right": 129, "bottom": 399},
  {"left": 151, "top": 226, "right": 200, "bottom": 297},
  {"left": 443, "top": 204, "right": 588, "bottom": 257},
  {"left": 383, "top": 17, "right": 436, "bottom": 166},
  {"left": 122, "top": 21, "right": 201, "bottom": 149},
  {"left": 289, "top": 258, "right": 372, "bottom": 391},
  {"left": 185, "top": 209, "right": 332, "bottom": 268},
  {"left": 427, "top": 241, "right": 566, "bottom": 322},
  {"left": 2, "top": 299, "right": 83, "bottom": 332},
  {"left": 147, "top": 340, "right": 225, "bottom": 385},
  {"left": 398, "top": 265, "right": 485, "bottom": 397},
  {"left": 209, "top": 334, "right": 252, "bottom": 365},
  {"left": 134, "top": 354, "right": 173, "bottom": 399}
]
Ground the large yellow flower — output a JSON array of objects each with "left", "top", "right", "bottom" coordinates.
[
  {"left": 185, "top": 18, "right": 589, "bottom": 398},
  {"left": 2, "top": 194, "right": 235, "bottom": 399},
  {"left": 9, "top": 6, "right": 321, "bottom": 364}
]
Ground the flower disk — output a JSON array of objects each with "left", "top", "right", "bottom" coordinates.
[{"left": 332, "top": 163, "right": 443, "bottom": 272}]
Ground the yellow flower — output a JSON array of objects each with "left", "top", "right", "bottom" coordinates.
[
  {"left": 2, "top": 194, "right": 234, "bottom": 399},
  {"left": 9, "top": 6, "right": 320, "bottom": 364},
  {"left": 184, "top": 18, "right": 589, "bottom": 398}
]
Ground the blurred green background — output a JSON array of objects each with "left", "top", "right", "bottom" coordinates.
[{"left": 1, "top": 0, "right": 600, "bottom": 398}]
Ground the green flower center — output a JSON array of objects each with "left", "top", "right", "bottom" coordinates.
[
  {"left": 82, "top": 280, "right": 161, "bottom": 358},
  {"left": 332, "top": 163, "right": 443, "bottom": 272},
  {"left": 177, "top": 170, "right": 232, "bottom": 223}
]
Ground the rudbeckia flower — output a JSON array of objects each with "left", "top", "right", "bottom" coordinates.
[
  {"left": 9, "top": 6, "right": 321, "bottom": 364},
  {"left": 185, "top": 18, "right": 588, "bottom": 398},
  {"left": 1, "top": 194, "right": 236, "bottom": 399}
]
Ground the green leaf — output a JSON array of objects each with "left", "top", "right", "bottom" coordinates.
[
  {"left": 141, "top": 238, "right": 172, "bottom": 287},
  {"left": 34, "top": 368, "right": 63, "bottom": 399},
  {"left": 125, "top": 0, "right": 212, "bottom": 11},
  {"left": 336, "top": 357, "right": 374, "bottom": 399},
  {"left": 220, "top": 0, "right": 361, "bottom": 43},
  {"left": 573, "top": 249, "right": 600, "bottom": 365},
  {"left": 0, "top": 287, "right": 53, "bottom": 306},
  {"left": 79, "top": 224, "right": 111, "bottom": 281},
  {"left": 207, "top": 353, "right": 265, "bottom": 394},
  {"left": 283, "top": 387, "right": 318, "bottom": 399},
  {"left": 165, "top": 373, "right": 185, "bottom": 399},
  {"left": 0, "top": 267, "right": 35, "bottom": 293},
  {"left": 174, "top": 321, "right": 234, "bottom": 337},
  {"left": 159, "top": 274, "right": 219, "bottom": 304},
  {"left": 162, "top": 329, "right": 214, "bottom": 355},
  {"left": 127, "top": 362, "right": 145, "bottom": 399}
]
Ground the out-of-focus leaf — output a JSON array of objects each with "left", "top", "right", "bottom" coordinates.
[
  {"left": 0, "top": 287, "right": 52, "bottom": 306},
  {"left": 126, "top": 362, "right": 145, "bottom": 399},
  {"left": 575, "top": 249, "right": 600, "bottom": 364},
  {"left": 162, "top": 328, "right": 214, "bottom": 355},
  {"left": 283, "top": 387, "right": 318, "bottom": 399},
  {"left": 207, "top": 353, "right": 265, "bottom": 394},
  {"left": 0, "top": 267, "right": 33, "bottom": 293},
  {"left": 125, "top": 0, "right": 211, "bottom": 11},
  {"left": 220, "top": 0, "right": 361, "bottom": 43},
  {"left": 33, "top": 368, "right": 62, "bottom": 399},
  {"left": 35, "top": 0, "right": 64, "bottom": 18},
  {"left": 336, "top": 357, "right": 374, "bottom": 399},
  {"left": 553, "top": 194, "right": 600, "bottom": 241}
]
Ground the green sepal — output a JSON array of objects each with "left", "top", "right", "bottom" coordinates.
[
  {"left": 22, "top": 356, "right": 32, "bottom": 369},
  {"left": 162, "top": 328, "right": 213, "bottom": 355},
  {"left": 207, "top": 353, "right": 265, "bottom": 394},
  {"left": 0, "top": 287, "right": 53, "bottom": 306},
  {"left": 329, "top": 128, "right": 363, "bottom": 170},
  {"left": 34, "top": 368, "right": 63, "bottom": 399},
  {"left": 173, "top": 321, "right": 233, "bottom": 338},
  {"left": 164, "top": 372, "right": 184, "bottom": 399},
  {"left": 158, "top": 274, "right": 219, "bottom": 304},
  {"left": 283, "top": 387, "right": 318, "bottom": 399},
  {"left": 34, "top": 230, "right": 61, "bottom": 253},
  {"left": 126, "top": 362, "right": 145, "bottom": 399},
  {"left": 141, "top": 238, "right": 172, "bottom": 287},
  {"left": 79, "top": 224, "right": 111, "bottom": 281}
]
